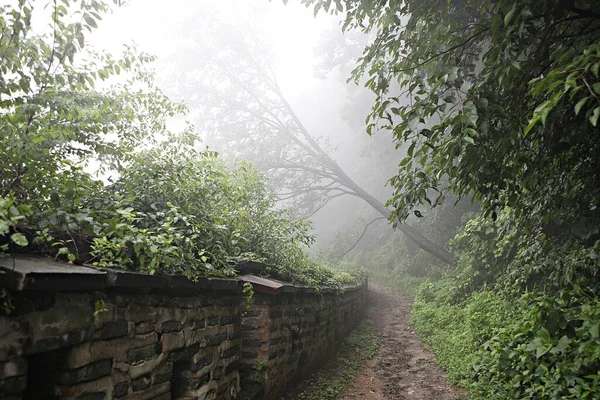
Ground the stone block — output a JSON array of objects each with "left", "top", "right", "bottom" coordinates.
[
  {"left": 25, "top": 328, "right": 88, "bottom": 356},
  {"left": 59, "top": 359, "right": 112, "bottom": 386},
  {"left": 0, "top": 375, "right": 27, "bottom": 395},
  {"left": 189, "top": 318, "right": 205, "bottom": 330},
  {"left": 127, "top": 343, "right": 161, "bottom": 365},
  {"left": 211, "top": 366, "right": 223, "bottom": 381},
  {"left": 101, "top": 320, "right": 128, "bottom": 340},
  {"left": 76, "top": 392, "right": 106, "bottom": 400},
  {"left": 127, "top": 306, "right": 158, "bottom": 323},
  {"left": 90, "top": 332, "right": 157, "bottom": 362},
  {"left": 221, "top": 345, "right": 239, "bottom": 360},
  {"left": 113, "top": 381, "right": 129, "bottom": 398},
  {"left": 161, "top": 331, "right": 184, "bottom": 353},
  {"left": 228, "top": 329, "right": 240, "bottom": 341},
  {"left": 0, "top": 358, "right": 26, "bottom": 379},
  {"left": 124, "top": 381, "right": 170, "bottom": 400},
  {"left": 28, "top": 293, "right": 93, "bottom": 341},
  {"left": 192, "top": 354, "right": 213, "bottom": 372},
  {"left": 128, "top": 353, "right": 166, "bottom": 380},
  {"left": 206, "top": 316, "right": 219, "bottom": 327},
  {"left": 168, "top": 343, "right": 199, "bottom": 362},
  {"left": 132, "top": 375, "right": 152, "bottom": 392},
  {"left": 135, "top": 321, "right": 155, "bottom": 335},
  {"left": 225, "top": 361, "right": 239, "bottom": 377},
  {"left": 172, "top": 297, "right": 205, "bottom": 309},
  {"left": 205, "top": 332, "right": 227, "bottom": 347},
  {"left": 161, "top": 320, "right": 182, "bottom": 333},
  {"left": 241, "top": 351, "right": 258, "bottom": 359}
]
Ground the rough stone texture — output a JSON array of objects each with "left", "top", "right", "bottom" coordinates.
[
  {"left": 239, "top": 285, "right": 368, "bottom": 399},
  {"left": 0, "top": 257, "right": 366, "bottom": 400},
  {"left": 0, "top": 286, "right": 242, "bottom": 400}
]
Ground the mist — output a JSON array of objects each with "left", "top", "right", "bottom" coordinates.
[{"left": 87, "top": 0, "right": 398, "bottom": 252}]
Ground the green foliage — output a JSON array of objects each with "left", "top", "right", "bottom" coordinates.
[
  {"left": 1, "top": 0, "right": 183, "bottom": 250},
  {"left": 411, "top": 212, "right": 600, "bottom": 398},
  {"left": 296, "top": 314, "right": 379, "bottom": 400},
  {"left": 306, "top": 0, "right": 600, "bottom": 237},
  {"left": 304, "top": 1, "right": 600, "bottom": 396},
  {"left": 0, "top": 1, "right": 360, "bottom": 288},
  {"left": 93, "top": 299, "right": 108, "bottom": 317},
  {"left": 0, "top": 196, "right": 31, "bottom": 251}
]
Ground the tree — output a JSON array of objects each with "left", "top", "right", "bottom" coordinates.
[
  {"left": 301, "top": 2, "right": 600, "bottom": 397},
  {"left": 165, "top": 14, "right": 456, "bottom": 265},
  {"left": 0, "top": 0, "right": 181, "bottom": 249},
  {"left": 0, "top": 0, "right": 358, "bottom": 287},
  {"left": 303, "top": 0, "right": 600, "bottom": 243}
]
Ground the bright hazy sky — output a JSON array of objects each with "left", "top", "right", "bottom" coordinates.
[{"left": 90, "top": 0, "right": 340, "bottom": 103}]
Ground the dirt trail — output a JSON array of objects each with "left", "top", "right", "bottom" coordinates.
[{"left": 341, "top": 283, "right": 468, "bottom": 400}]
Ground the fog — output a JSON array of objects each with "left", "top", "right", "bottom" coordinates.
[{"left": 87, "top": 0, "right": 398, "bottom": 251}]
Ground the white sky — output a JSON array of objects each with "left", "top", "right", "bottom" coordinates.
[{"left": 89, "top": 0, "right": 340, "bottom": 107}]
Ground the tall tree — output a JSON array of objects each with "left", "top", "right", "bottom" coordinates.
[{"left": 165, "top": 14, "right": 455, "bottom": 265}]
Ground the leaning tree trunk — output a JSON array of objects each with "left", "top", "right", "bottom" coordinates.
[
  {"left": 282, "top": 96, "right": 456, "bottom": 265},
  {"left": 328, "top": 156, "right": 456, "bottom": 265}
]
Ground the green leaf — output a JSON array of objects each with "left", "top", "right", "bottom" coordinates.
[
  {"left": 591, "top": 62, "right": 600, "bottom": 78},
  {"left": 590, "top": 107, "right": 600, "bottom": 127},
  {"left": 590, "top": 323, "right": 599, "bottom": 339},
  {"left": 11, "top": 233, "right": 28, "bottom": 247},
  {"left": 551, "top": 335, "right": 570, "bottom": 354},
  {"left": 524, "top": 116, "right": 540, "bottom": 137},
  {"left": 574, "top": 97, "right": 588, "bottom": 116},
  {"left": 462, "top": 136, "right": 475, "bottom": 145},
  {"left": 84, "top": 14, "right": 97, "bottom": 28},
  {"left": 504, "top": 6, "right": 516, "bottom": 26}
]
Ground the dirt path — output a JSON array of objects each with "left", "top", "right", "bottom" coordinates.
[{"left": 341, "top": 283, "right": 468, "bottom": 400}]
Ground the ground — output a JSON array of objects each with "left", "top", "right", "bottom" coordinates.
[{"left": 340, "top": 283, "right": 467, "bottom": 400}]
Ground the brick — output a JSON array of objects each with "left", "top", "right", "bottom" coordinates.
[
  {"left": 0, "top": 375, "right": 26, "bottom": 395},
  {"left": 113, "top": 382, "right": 129, "bottom": 398},
  {"left": 161, "top": 320, "right": 182, "bottom": 333},
  {"left": 134, "top": 321, "right": 155, "bottom": 335},
  {"left": 189, "top": 318, "right": 205, "bottom": 330},
  {"left": 221, "top": 346, "right": 239, "bottom": 360},
  {"left": 132, "top": 375, "right": 152, "bottom": 392},
  {"left": 101, "top": 321, "right": 128, "bottom": 340},
  {"left": 59, "top": 359, "right": 112, "bottom": 386},
  {"left": 127, "top": 344, "right": 161, "bottom": 364},
  {"left": 0, "top": 358, "right": 26, "bottom": 379},
  {"left": 206, "top": 332, "right": 227, "bottom": 346}
]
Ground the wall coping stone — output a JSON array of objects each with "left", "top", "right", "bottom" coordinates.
[{"left": 0, "top": 255, "right": 364, "bottom": 295}]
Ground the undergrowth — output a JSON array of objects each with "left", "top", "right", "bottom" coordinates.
[{"left": 295, "top": 310, "right": 379, "bottom": 400}]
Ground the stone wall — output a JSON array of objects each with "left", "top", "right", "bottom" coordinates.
[
  {"left": 238, "top": 286, "right": 367, "bottom": 399},
  {"left": 0, "top": 256, "right": 367, "bottom": 400}
]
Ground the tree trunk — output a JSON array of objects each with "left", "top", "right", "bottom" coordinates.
[{"left": 322, "top": 151, "right": 456, "bottom": 265}]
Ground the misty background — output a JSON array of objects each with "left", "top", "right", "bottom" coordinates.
[{"left": 84, "top": 0, "right": 403, "bottom": 254}]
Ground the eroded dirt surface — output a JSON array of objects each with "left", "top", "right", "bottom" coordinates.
[{"left": 341, "top": 283, "right": 468, "bottom": 400}]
